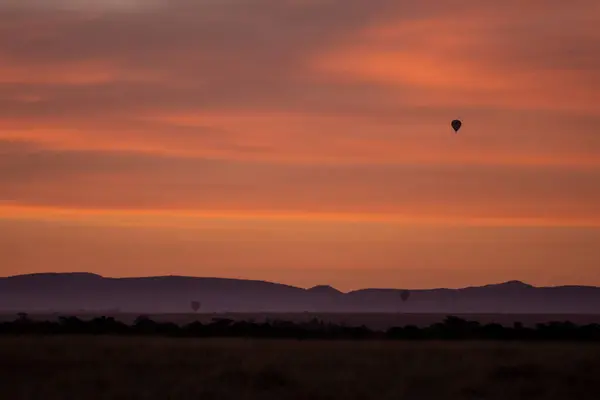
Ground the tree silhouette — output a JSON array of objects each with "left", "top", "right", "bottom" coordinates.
[
  {"left": 16, "top": 312, "right": 29, "bottom": 322},
  {"left": 2, "top": 315, "right": 600, "bottom": 341}
]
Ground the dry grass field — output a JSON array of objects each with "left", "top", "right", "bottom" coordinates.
[{"left": 1, "top": 336, "right": 600, "bottom": 399}]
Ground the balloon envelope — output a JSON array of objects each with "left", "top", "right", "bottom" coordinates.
[
  {"left": 451, "top": 119, "right": 462, "bottom": 133},
  {"left": 400, "top": 290, "right": 410, "bottom": 302}
]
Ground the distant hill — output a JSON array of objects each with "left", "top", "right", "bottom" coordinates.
[{"left": 1, "top": 273, "right": 600, "bottom": 313}]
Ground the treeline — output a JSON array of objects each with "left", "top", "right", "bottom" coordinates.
[{"left": 2, "top": 314, "right": 600, "bottom": 341}]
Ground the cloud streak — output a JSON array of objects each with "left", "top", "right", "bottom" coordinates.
[
  {"left": 1, "top": 139, "right": 598, "bottom": 222},
  {"left": 1, "top": 0, "right": 168, "bottom": 13},
  {"left": 1, "top": 0, "right": 599, "bottom": 215}
]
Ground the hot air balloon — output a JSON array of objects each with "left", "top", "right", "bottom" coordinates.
[
  {"left": 451, "top": 119, "right": 462, "bottom": 133},
  {"left": 190, "top": 300, "right": 200, "bottom": 313},
  {"left": 400, "top": 290, "right": 410, "bottom": 302}
]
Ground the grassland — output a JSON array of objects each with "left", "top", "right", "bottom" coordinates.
[{"left": 1, "top": 337, "right": 600, "bottom": 399}]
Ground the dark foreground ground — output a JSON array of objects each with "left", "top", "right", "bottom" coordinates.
[{"left": 1, "top": 337, "right": 599, "bottom": 400}]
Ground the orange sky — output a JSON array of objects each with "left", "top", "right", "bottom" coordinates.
[{"left": 1, "top": 0, "right": 599, "bottom": 291}]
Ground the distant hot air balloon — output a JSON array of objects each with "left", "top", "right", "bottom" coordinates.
[
  {"left": 451, "top": 119, "right": 462, "bottom": 133},
  {"left": 190, "top": 300, "right": 200, "bottom": 313},
  {"left": 400, "top": 290, "right": 410, "bottom": 302}
]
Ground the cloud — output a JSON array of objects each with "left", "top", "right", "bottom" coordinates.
[
  {"left": 2, "top": 1, "right": 600, "bottom": 289},
  {"left": 1, "top": 139, "right": 599, "bottom": 225},
  {"left": 0, "top": 0, "right": 598, "bottom": 125},
  {"left": 1, "top": 0, "right": 167, "bottom": 13},
  {"left": 312, "top": 2, "right": 600, "bottom": 113},
  {"left": 0, "top": 0, "right": 599, "bottom": 224}
]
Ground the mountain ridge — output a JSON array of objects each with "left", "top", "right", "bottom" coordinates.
[
  {"left": 5, "top": 272, "right": 587, "bottom": 291},
  {"left": 2, "top": 272, "right": 600, "bottom": 313}
]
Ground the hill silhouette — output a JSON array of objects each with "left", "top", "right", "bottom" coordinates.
[
  {"left": 2, "top": 273, "right": 600, "bottom": 313},
  {"left": 307, "top": 285, "right": 342, "bottom": 295}
]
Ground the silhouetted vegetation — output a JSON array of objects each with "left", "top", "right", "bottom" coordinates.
[{"left": 3, "top": 314, "right": 600, "bottom": 341}]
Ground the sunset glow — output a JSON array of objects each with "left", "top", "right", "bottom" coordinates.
[{"left": 1, "top": 0, "right": 599, "bottom": 290}]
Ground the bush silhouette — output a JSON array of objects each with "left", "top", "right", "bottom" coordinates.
[{"left": 1, "top": 314, "right": 600, "bottom": 341}]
